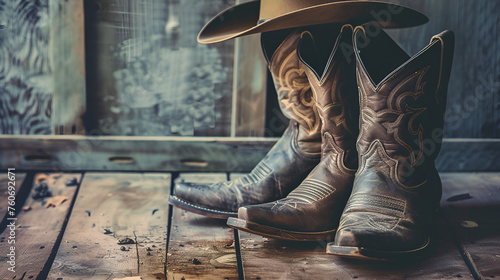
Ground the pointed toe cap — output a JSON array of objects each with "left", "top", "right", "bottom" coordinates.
[
  {"left": 172, "top": 181, "right": 205, "bottom": 204},
  {"left": 237, "top": 199, "right": 314, "bottom": 232},
  {"left": 333, "top": 212, "right": 429, "bottom": 252},
  {"left": 171, "top": 181, "right": 240, "bottom": 213},
  {"left": 237, "top": 203, "right": 275, "bottom": 224},
  {"left": 333, "top": 228, "right": 360, "bottom": 247}
]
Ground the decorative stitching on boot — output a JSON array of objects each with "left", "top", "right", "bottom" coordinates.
[
  {"left": 343, "top": 192, "right": 406, "bottom": 218},
  {"left": 360, "top": 140, "right": 428, "bottom": 190},
  {"left": 276, "top": 51, "right": 320, "bottom": 134},
  {"left": 170, "top": 196, "right": 237, "bottom": 215},
  {"left": 238, "top": 161, "right": 273, "bottom": 186},
  {"left": 323, "top": 133, "right": 357, "bottom": 175},
  {"left": 287, "top": 178, "right": 336, "bottom": 204}
]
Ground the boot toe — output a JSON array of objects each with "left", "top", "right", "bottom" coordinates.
[
  {"left": 172, "top": 181, "right": 238, "bottom": 213},
  {"left": 239, "top": 202, "right": 285, "bottom": 227},
  {"left": 238, "top": 200, "right": 301, "bottom": 231},
  {"left": 238, "top": 198, "right": 330, "bottom": 233},
  {"left": 333, "top": 228, "right": 359, "bottom": 247},
  {"left": 172, "top": 182, "right": 206, "bottom": 205},
  {"left": 333, "top": 212, "right": 429, "bottom": 252}
]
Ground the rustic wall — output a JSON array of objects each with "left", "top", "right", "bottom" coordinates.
[
  {"left": 0, "top": 0, "right": 53, "bottom": 134},
  {"left": 0, "top": 0, "right": 498, "bottom": 138},
  {"left": 386, "top": 0, "right": 500, "bottom": 138}
]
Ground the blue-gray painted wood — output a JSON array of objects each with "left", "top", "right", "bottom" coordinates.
[
  {"left": 49, "top": 0, "right": 86, "bottom": 135},
  {"left": 0, "top": 136, "right": 498, "bottom": 172}
]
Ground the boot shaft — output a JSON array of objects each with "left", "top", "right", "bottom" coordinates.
[
  {"left": 353, "top": 26, "right": 454, "bottom": 182},
  {"left": 297, "top": 25, "right": 359, "bottom": 167},
  {"left": 261, "top": 29, "right": 322, "bottom": 154}
]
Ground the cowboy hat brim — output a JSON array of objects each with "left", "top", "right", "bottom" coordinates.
[{"left": 198, "top": 0, "right": 428, "bottom": 44}]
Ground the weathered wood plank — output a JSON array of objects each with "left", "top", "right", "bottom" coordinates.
[
  {"left": 238, "top": 231, "right": 473, "bottom": 280},
  {"left": 234, "top": 174, "right": 473, "bottom": 280},
  {"left": 47, "top": 173, "right": 171, "bottom": 280},
  {"left": 233, "top": 32, "right": 268, "bottom": 137},
  {"left": 0, "top": 135, "right": 498, "bottom": 172},
  {"left": 49, "top": 0, "right": 86, "bottom": 135},
  {"left": 0, "top": 172, "right": 26, "bottom": 231},
  {"left": 0, "top": 135, "right": 277, "bottom": 172},
  {"left": 167, "top": 173, "right": 238, "bottom": 280},
  {"left": 441, "top": 172, "right": 500, "bottom": 280},
  {"left": 0, "top": 173, "right": 82, "bottom": 280}
]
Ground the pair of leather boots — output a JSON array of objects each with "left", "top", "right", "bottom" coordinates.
[{"left": 170, "top": 23, "right": 454, "bottom": 260}]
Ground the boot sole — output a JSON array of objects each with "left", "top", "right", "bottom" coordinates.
[
  {"left": 169, "top": 196, "right": 237, "bottom": 219},
  {"left": 326, "top": 237, "right": 431, "bottom": 261},
  {"left": 227, "top": 217, "right": 336, "bottom": 241}
]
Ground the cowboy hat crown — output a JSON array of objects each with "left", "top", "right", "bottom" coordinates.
[{"left": 198, "top": 0, "right": 428, "bottom": 44}]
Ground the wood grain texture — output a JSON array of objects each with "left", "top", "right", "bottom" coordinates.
[
  {"left": 47, "top": 173, "right": 171, "bottom": 280},
  {"left": 49, "top": 0, "right": 86, "bottom": 135},
  {"left": 0, "top": 135, "right": 277, "bottom": 172},
  {"left": 238, "top": 231, "right": 473, "bottom": 280},
  {"left": 84, "top": 0, "right": 236, "bottom": 137},
  {"left": 167, "top": 173, "right": 239, "bottom": 280},
  {"left": 1, "top": 136, "right": 498, "bottom": 172},
  {"left": 441, "top": 173, "right": 500, "bottom": 280},
  {"left": 0, "top": 0, "right": 53, "bottom": 135},
  {"left": 0, "top": 173, "right": 82, "bottom": 280},
  {"left": 233, "top": 33, "right": 268, "bottom": 137},
  {"left": 386, "top": 0, "right": 500, "bottom": 138}
]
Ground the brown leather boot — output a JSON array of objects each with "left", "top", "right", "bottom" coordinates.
[
  {"left": 227, "top": 24, "right": 359, "bottom": 241},
  {"left": 169, "top": 28, "right": 322, "bottom": 219},
  {"left": 327, "top": 26, "right": 454, "bottom": 260}
]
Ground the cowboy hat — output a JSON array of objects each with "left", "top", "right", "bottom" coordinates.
[{"left": 198, "top": 0, "right": 428, "bottom": 44}]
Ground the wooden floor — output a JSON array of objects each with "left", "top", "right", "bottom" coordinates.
[{"left": 0, "top": 172, "right": 498, "bottom": 280}]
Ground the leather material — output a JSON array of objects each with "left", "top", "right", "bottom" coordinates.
[
  {"left": 330, "top": 27, "right": 455, "bottom": 254},
  {"left": 236, "top": 24, "right": 359, "bottom": 236},
  {"left": 171, "top": 29, "right": 322, "bottom": 217},
  {"left": 267, "top": 29, "right": 322, "bottom": 154}
]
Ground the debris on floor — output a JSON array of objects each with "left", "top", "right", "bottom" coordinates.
[
  {"left": 211, "top": 254, "right": 237, "bottom": 266},
  {"left": 191, "top": 258, "right": 202, "bottom": 265},
  {"left": 32, "top": 182, "right": 52, "bottom": 199},
  {"left": 117, "top": 238, "right": 136, "bottom": 245},
  {"left": 65, "top": 177, "right": 79, "bottom": 186},
  {"left": 45, "top": 195, "right": 70, "bottom": 208},
  {"left": 35, "top": 174, "right": 49, "bottom": 184},
  {"left": 120, "top": 246, "right": 130, "bottom": 251}
]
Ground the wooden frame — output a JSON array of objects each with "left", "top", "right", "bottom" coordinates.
[
  {"left": 0, "top": 135, "right": 277, "bottom": 172},
  {"left": 50, "top": 0, "right": 87, "bottom": 135},
  {"left": 1, "top": 136, "right": 499, "bottom": 172}
]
